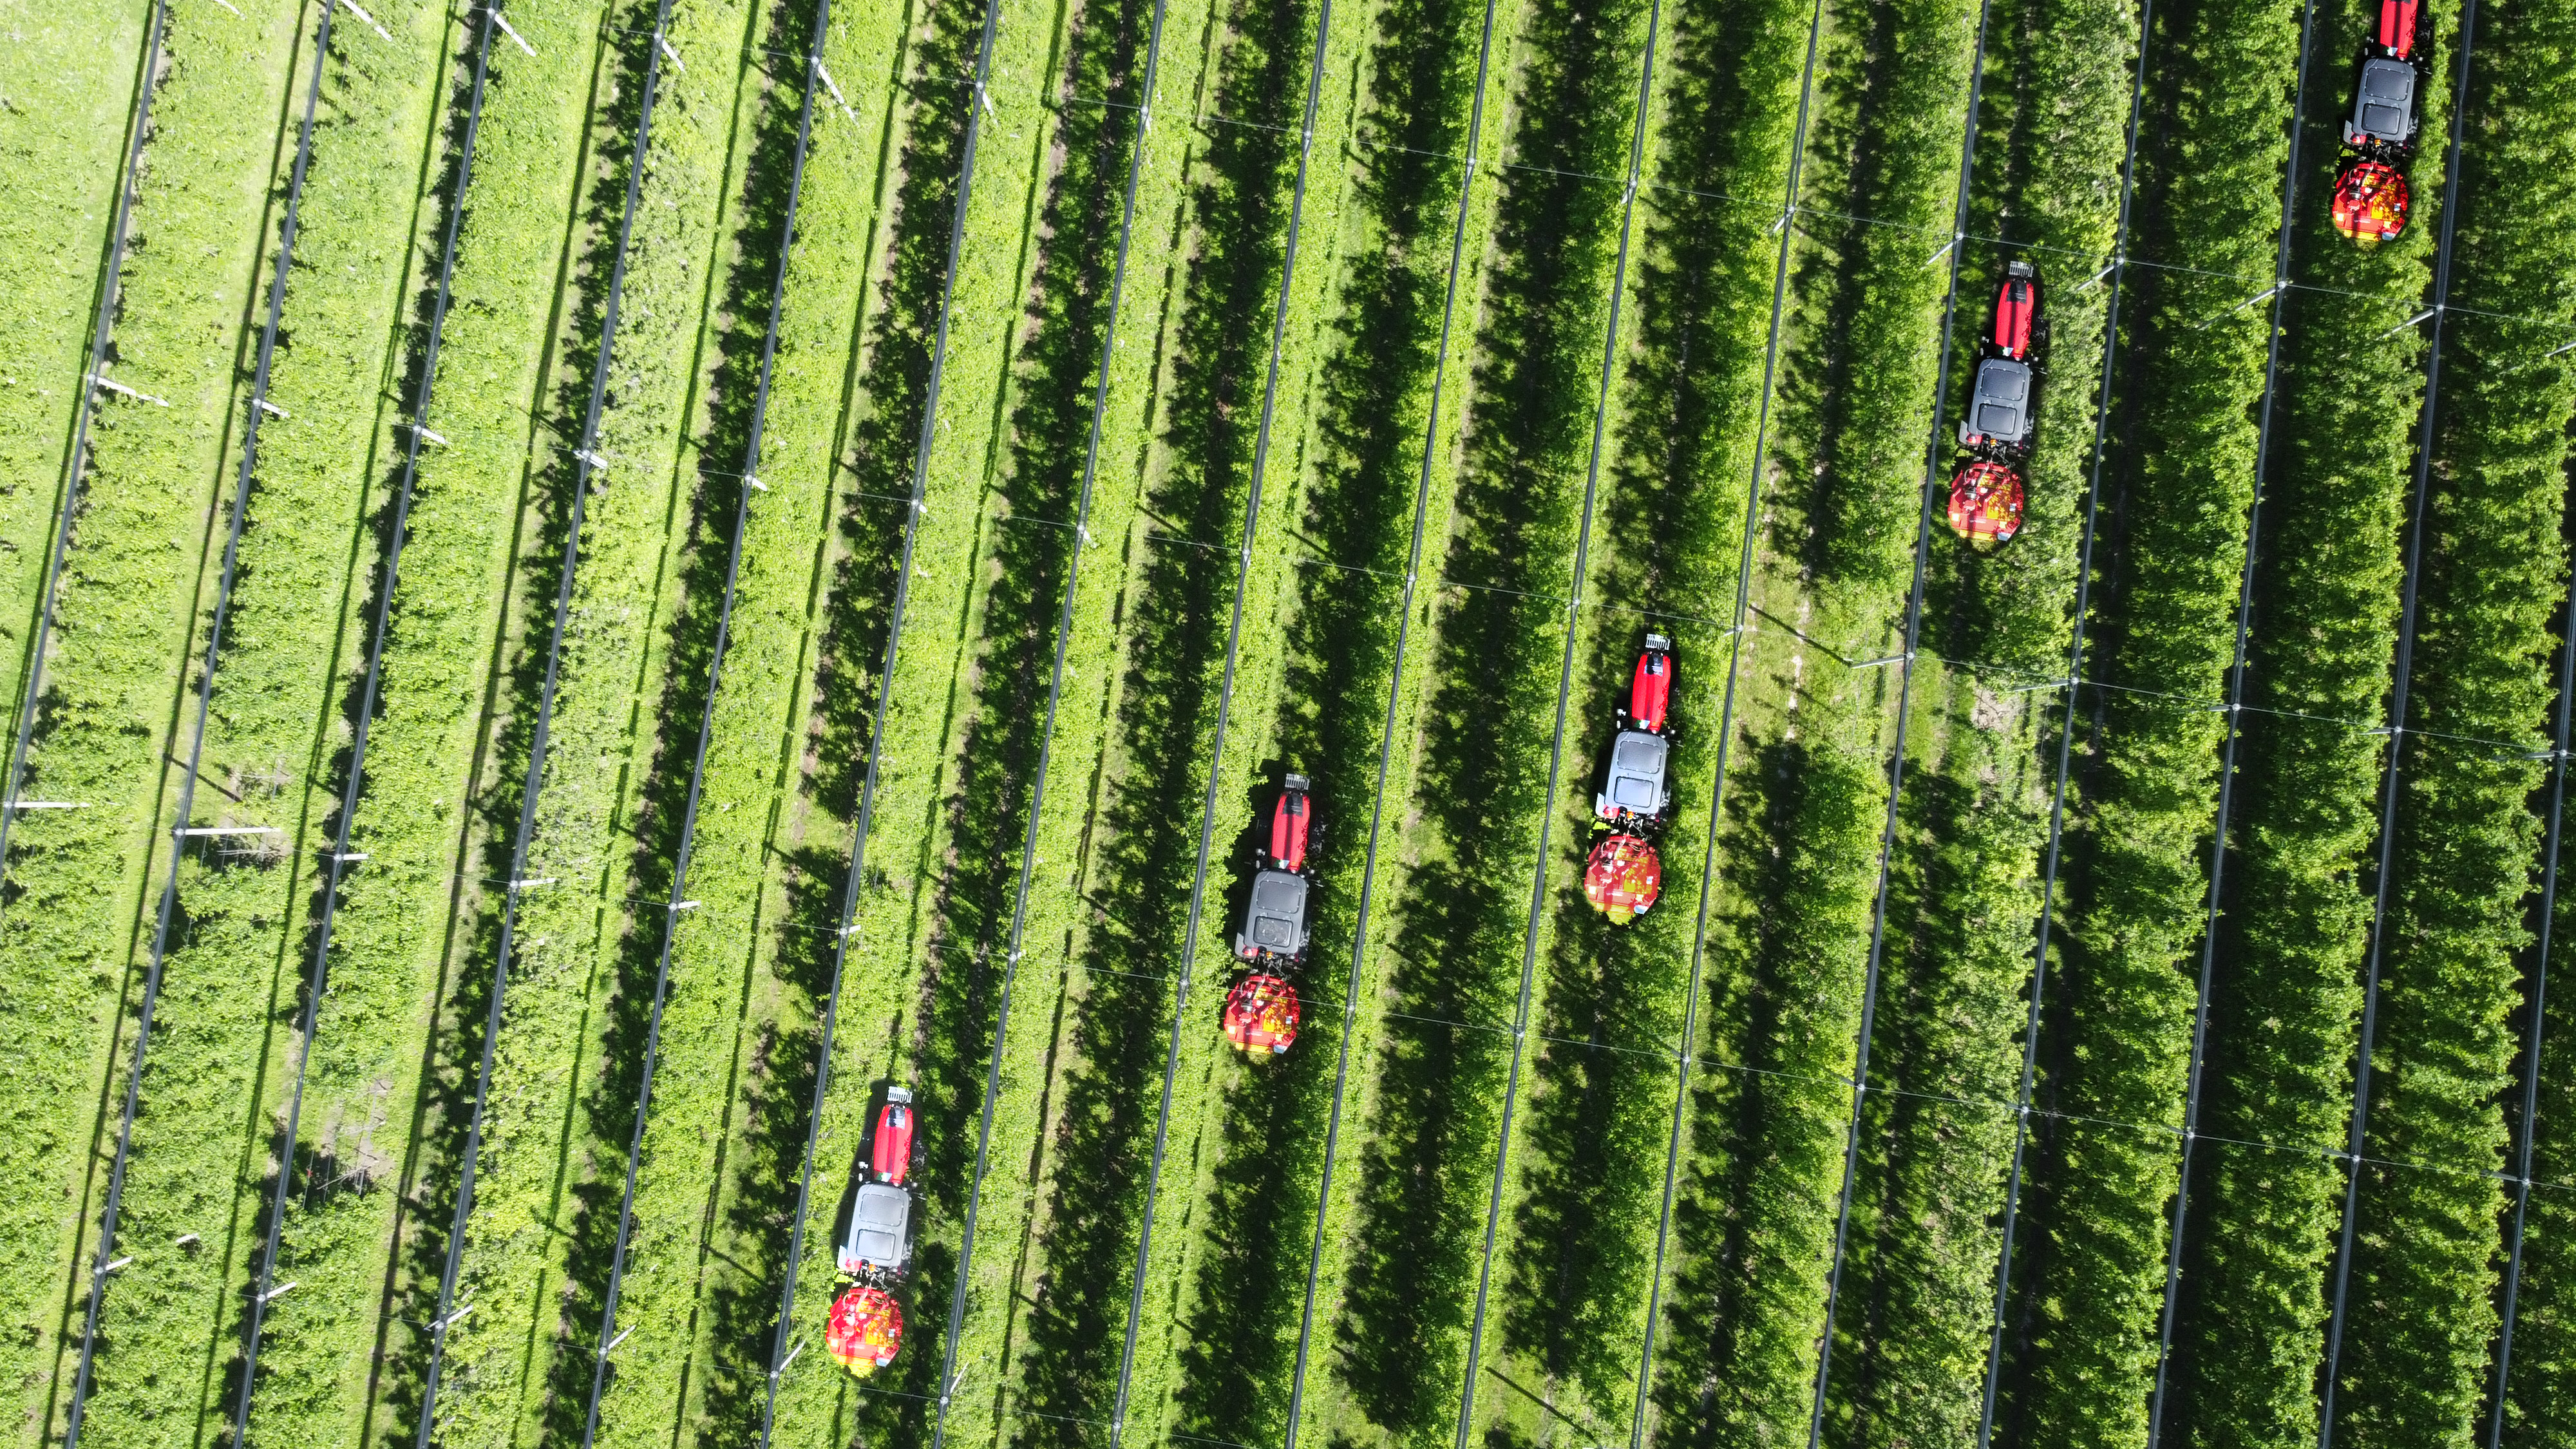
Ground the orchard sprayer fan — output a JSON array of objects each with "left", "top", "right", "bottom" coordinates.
[
  {"left": 2331, "top": 0, "right": 2429, "bottom": 243},
  {"left": 1586, "top": 635, "right": 1675, "bottom": 925},
  {"left": 826, "top": 1088, "right": 918, "bottom": 1376},
  {"left": 1224, "top": 773, "right": 1314, "bottom": 1054},
  {"left": 1946, "top": 261, "right": 2041, "bottom": 547}
]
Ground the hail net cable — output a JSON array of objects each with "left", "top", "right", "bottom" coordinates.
[
  {"left": 1450, "top": 11, "right": 1665, "bottom": 1448},
  {"left": 1801, "top": 0, "right": 2001, "bottom": 1437},
  {"left": 575, "top": 1, "right": 832, "bottom": 1442},
  {"left": 2313, "top": 1, "right": 2482, "bottom": 1442},
  {"left": 1276, "top": 0, "right": 1499, "bottom": 1436},
  {"left": 1969, "top": 0, "right": 2159, "bottom": 1436},
  {"left": 916, "top": 0, "right": 1141, "bottom": 1440},
  {"left": 1614, "top": 1, "right": 1832, "bottom": 1437},
  {"left": 62, "top": 4, "right": 341, "bottom": 1443},
  {"left": 1103, "top": 0, "right": 1330, "bottom": 1436},
  {"left": 410, "top": 3, "right": 682, "bottom": 1438},
  {"left": 230, "top": 10, "right": 504, "bottom": 1441},
  {"left": 2486, "top": 427, "right": 2576, "bottom": 1449},
  {"left": 0, "top": 0, "right": 173, "bottom": 882},
  {"left": 2134, "top": 0, "right": 2329, "bottom": 1437},
  {"left": 753, "top": 3, "right": 1005, "bottom": 1441}
]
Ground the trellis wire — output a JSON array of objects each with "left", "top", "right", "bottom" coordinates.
[
  {"left": 64, "top": 3, "right": 341, "bottom": 1442},
  {"left": 1278, "top": 0, "right": 1501, "bottom": 1435},
  {"left": 229, "top": 9, "right": 503, "bottom": 1442},
  {"left": 2136, "top": 0, "right": 2327, "bottom": 1437},
  {"left": 1621, "top": 0, "right": 1830, "bottom": 1437},
  {"left": 575, "top": 1, "right": 831, "bottom": 1442},
  {"left": 1452, "top": 10, "right": 1664, "bottom": 1446},
  {"left": 2313, "top": 1, "right": 2482, "bottom": 1441},
  {"left": 410, "top": 4, "right": 681, "bottom": 1439},
  {"left": 1803, "top": 0, "right": 1999, "bottom": 1434},
  {"left": 0, "top": 0, "right": 173, "bottom": 884},
  {"left": 1104, "top": 0, "right": 1329, "bottom": 1436},
  {"left": 1969, "top": 0, "right": 2159, "bottom": 1434},
  {"left": 752, "top": 0, "right": 1005, "bottom": 1441}
]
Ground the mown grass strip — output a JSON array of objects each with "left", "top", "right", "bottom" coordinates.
[
  {"left": 410, "top": 1, "right": 682, "bottom": 1432},
  {"left": 571, "top": 2, "right": 834, "bottom": 1443},
  {"left": 233, "top": 9, "right": 496, "bottom": 1437},
  {"left": 1614, "top": 0, "right": 1830, "bottom": 1436},
  {"left": 2301, "top": 8, "right": 2476, "bottom": 1444},
  {"left": 62, "top": 10, "right": 345, "bottom": 1440},
  {"left": 744, "top": 0, "right": 1003, "bottom": 1435}
]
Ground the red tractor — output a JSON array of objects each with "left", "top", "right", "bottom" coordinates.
[
  {"left": 1586, "top": 635, "right": 1673, "bottom": 925},
  {"left": 1224, "top": 774, "right": 1313, "bottom": 1054},
  {"left": 826, "top": 1088, "right": 917, "bottom": 1376},
  {"left": 2331, "top": 0, "right": 2429, "bottom": 243},
  {"left": 1946, "top": 261, "right": 2040, "bottom": 547}
]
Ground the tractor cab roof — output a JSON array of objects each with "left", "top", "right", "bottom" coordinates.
[
  {"left": 839, "top": 1181, "right": 912, "bottom": 1276},
  {"left": 1961, "top": 358, "right": 2034, "bottom": 451},
  {"left": 1596, "top": 729, "right": 1671, "bottom": 825},
  {"left": 2346, "top": 56, "right": 2418, "bottom": 147},
  {"left": 1236, "top": 869, "right": 1311, "bottom": 960}
]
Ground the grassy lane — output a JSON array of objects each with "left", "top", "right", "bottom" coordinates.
[
  {"left": 0, "top": 0, "right": 309, "bottom": 1427},
  {"left": 64, "top": 2, "right": 461, "bottom": 1441},
  {"left": 1642, "top": 0, "right": 1980, "bottom": 1432},
  {"left": 567, "top": 0, "right": 920, "bottom": 1441},
  {"left": 0, "top": 0, "right": 149, "bottom": 720},
  {"left": 1048, "top": 0, "right": 1376, "bottom": 1437},
  {"left": 2331, "top": 8, "right": 2576, "bottom": 1441},
  {"left": 225, "top": 2, "right": 621, "bottom": 1438},
  {"left": 2488, "top": 10, "right": 2576, "bottom": 1440},
  {"left": 413, "top": 0, "right": 774, "bottom": 1438},
  {"left": 2155, "top": 0, "right": 2447, "bottom": 1435},
  {"left": 1821, "top": 0, "right": 2139, "bottom": 1428},
  {"left": 1993, "top": 0, "right": 2305, "bottom": 1437}
]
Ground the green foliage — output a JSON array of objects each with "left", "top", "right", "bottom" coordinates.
[
  {"left": 0, "top": 0, "right": 147, "bottom": 732},
  {"left": 64, "top": 1, "right": 463, "bottom": 1440},
  {"left": 2333, "top": 1, "right": 2576, "bottom": 1438},
  {"left": 2490, "top": 11, "right": 2576, "bottom": 1437},
  {"left": 1499, "top": 0, "right": 1819, "bottom": 1420},
  {"left": 1826, "top": 0, "right": 2136, "bottom": 1431},
  {"left": 1996, "top": 0, "right": 2305, "bottom": 1435},
  {"left": 2159, "top": 0, "right": 2442, "bottom": 1437},
  {"left": 0, "top": 0, "right": 312, "bottom": 1417},
  {"left": 1334, "top": 0, "right": 1652, "bottom": 1436}
]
